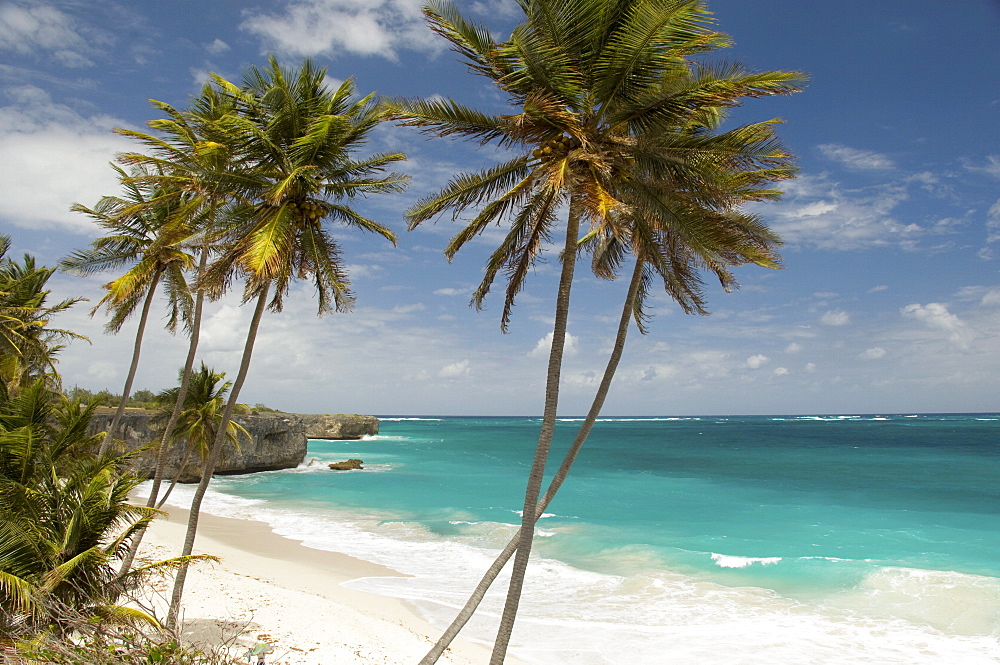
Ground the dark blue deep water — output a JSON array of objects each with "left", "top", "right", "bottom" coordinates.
[{"left": 162, "top": 414, "right": 1000, "bottom": 664}]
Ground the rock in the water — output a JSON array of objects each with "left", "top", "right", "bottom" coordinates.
[{"left": 328, "top": 458, "right": 364, "bottom": 470}]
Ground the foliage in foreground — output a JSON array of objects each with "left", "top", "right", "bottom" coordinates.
[{"left": 13, "top": 618, "right": 237, "bottom": 665}]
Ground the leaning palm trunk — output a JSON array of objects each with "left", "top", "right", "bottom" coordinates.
[
  {"left": 154, "top": 442, "right": 195, "bottom": 509},
  {"left": 148, "top": 245, "right": 209, "bottom": 506},
  {"left": 490, "top": 199, "right": 582, "bottom": 664},
  {"left": 166, "top": 287, "right": 268, "bottom": 629},
  {"left": 422, "top": 260, "right": 641, "bottom": 665},
  {"left": 118, "top": 248, "right": 209, "bottom": 577},
  {"left": 99, "top": 273, "right": 161, "bottom": 457}
]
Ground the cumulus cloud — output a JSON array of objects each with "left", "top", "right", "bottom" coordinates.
[
  {"left": 859, "top": 347, "right": 887, "bottom": 360},
  {"left": 821, "top": 310, "right": 850, "bottom": 326},
  {"left": 240, "top": 0, "right": 440, "bottom": 60},
  {"left": 528, "top": 331, "right": 578, "bottom": 358},
  {"left": 818, "top": 144, "right": 895, "bottom": 171},
  {"left": 438, "top": 359, "right": 470, "bottom": 378},
  {"left": 784, "top": 342, "right": 803, "bottom": 354},
  {"left": 773, "top": 367, "right": 789, "bottom": 376},
  {"left": 0, "top": 2, "right": 107, "bottom": 67},
  {"left": 745, "top": 354, "right": 769, "bottom": 369},
  {"left": 205, "top": 38, "right": 230, "bottom": 54},
  {"left": 901, "top": 302, "right": 975, "bottom": 349},
  {"left": 0, "top": 86, "right": 133, "bottom": 233}
]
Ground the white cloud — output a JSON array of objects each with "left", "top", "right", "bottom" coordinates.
[
  {"left": 205, "top": 38, "right": 230, "bottom": 54},
  {"left": 434, "top": 287, "right": 467, "bottom": 296},
  {"left": 0, "top": 86, "right": 134, "bottom": 233},
  {"left": 955, "top": 285, "right": 1000, "bottom": 306},
  {"left": 985, "top": 199, "right": 1000, "bottom": 243},
  {"left": 784, "top": 342, "right": 803, "bottom": 354},
  {"left": 0, "top": 2, "right": 115, "bottom": 68},
  {"left": 438, "top": 359, "right": 470, "bottom": 378},
  {"left": 746, "top": 354, "right": 769, "bottom": 369},
  {"left": 901, "top": 302, "right": 976, "bottom": 350},
  {"left": 758, "top": 174, "right": 924, "bottom": 250},
  {"left": 821, "top": 310, "right": 850, "bottom": 326},
  {"left": 773, "top": 367, "right": 789, "bottom": 376},
  {"left": 393, "top": 303, "right": 425, "bottom": 314},
  {"left": 868, "top": 284, "right": 889, "bottom": 293},
  {"left": 240, "top": 0, "right": 441, "bottom": 60},
  {"left": 804, "top": 362, "right": 817, "bottom": 373},
  {"left": 859, "top": 347, "right": 887, "bottom": 360},
  {"left": 818, "top": 143, "right": 895, "bottom": 171},
  {"left": 964, "top": 155, "right": 1000, "bottom": 180},
  {"left": 528, "top": 331, "right": 578, "bottom": 358}
]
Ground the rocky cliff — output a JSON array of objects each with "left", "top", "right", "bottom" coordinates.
[
  {"left": 294, "top": 413, "right": 379, "bottom": 440},
  {"left": 89, "top": 409, "right": 379, "bottom": 482}
]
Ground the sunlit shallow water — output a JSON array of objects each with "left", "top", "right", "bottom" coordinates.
[{"left": 153, "top": 414, "right": 1000, "bottom": 664}]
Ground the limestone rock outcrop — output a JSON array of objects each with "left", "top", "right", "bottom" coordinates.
[
  {"left": 89, "top": 408, "right": 308, "bottom": 483},
  {"left": 295, "top": 413, "right": 379, "bottom": 440}
]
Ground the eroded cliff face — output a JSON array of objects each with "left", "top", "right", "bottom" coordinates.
[
  {"left": 90, "top": 409, "right": 307, "bottom": 482},
  {"left": 88, "top": 409, "right": 380, "bottom": 482},
  {"left": 294, "top": 413, "right": 379, "bottom": 440}
]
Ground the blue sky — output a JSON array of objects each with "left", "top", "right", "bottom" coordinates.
[{"left": 1, "top": 0, "right": 999, "bottom": 416}]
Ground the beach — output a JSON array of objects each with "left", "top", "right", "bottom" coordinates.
[{"left": 139, "top": 504, "right": 522, "bottom": 665}]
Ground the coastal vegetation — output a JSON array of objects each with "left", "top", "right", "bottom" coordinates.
[
  {"left": 4, "top": 58, "right": 405, "bottom": 662},
  {"left": 395, "top": 0, "right": 803, "bottom": 661},
  {"left": 0, "top": 234, "right": 218, "bottom": 662}
]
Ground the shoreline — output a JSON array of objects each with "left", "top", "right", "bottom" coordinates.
[{"left": 140, "top": 501, "right": 525, "bottom": 665}]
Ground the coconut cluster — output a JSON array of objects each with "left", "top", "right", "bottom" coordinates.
[
  {"left": 531, "top": 134, "right": 581, "bottom": 160},
  {"left": 287, "top": 200, "right": 324, "bottom": 222}
]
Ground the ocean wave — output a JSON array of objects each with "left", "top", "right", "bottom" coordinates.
[
  {"left": 149, "top": 481, "right": 1000, "bottom": 664},
  {"left": 711, "top": 553, "right": 783, "bottom": 568}
]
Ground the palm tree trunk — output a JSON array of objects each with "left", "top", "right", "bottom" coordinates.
[
  {"left": 155, "top": 444, "right": 193, "bottom": 509},
  {"left": 422, "top": 260, "right": 642, "bottom": 665},
  {"left": 489, "top": 198, "right": 583, "bottom": 665},
  {"left": 99, "top": 271, "right": 162, "bottom": 457},
  {"left": 118, "top": 248, "right": 208, "bottom": 577},
  {"left": 166, "top": 286, "right": 269, "bottom": 630},
  {"left": 148, "top": 245, "right": 208, "bottom": 507}
]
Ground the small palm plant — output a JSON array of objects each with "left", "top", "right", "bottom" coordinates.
[
  {"left": 152, "top": 362, "right": 250, "bottom": 509},
  {"left": 0, "top": 380, "right": 209, "bottom": 645}
]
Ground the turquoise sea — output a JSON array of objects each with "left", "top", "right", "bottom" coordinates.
[{"left": 159, "top": 414, "right": 1000, "bottom": 664}]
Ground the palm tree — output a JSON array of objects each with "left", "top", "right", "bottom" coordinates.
[
  {"left": 165, "top": 57, "right": 408, "bottom": 628},
  {"left": 61, "top": 166, "right": 196, "bottom": 457},
  {"left": 152, "top": 362, "right": 250, "bottom": 510},
  {"left": 396, "top": 0, "right": 803, "bottom": 660},
  {"left": 0, "top": 236, "right": 84, "bottom": 399},
  {"left": 109, "top": 85, "right": 241, "bottom": 567}
]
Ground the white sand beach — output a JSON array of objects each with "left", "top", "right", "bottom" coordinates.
[{"left": 139, "top": 505, "right": 523, "bottom": 665}]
